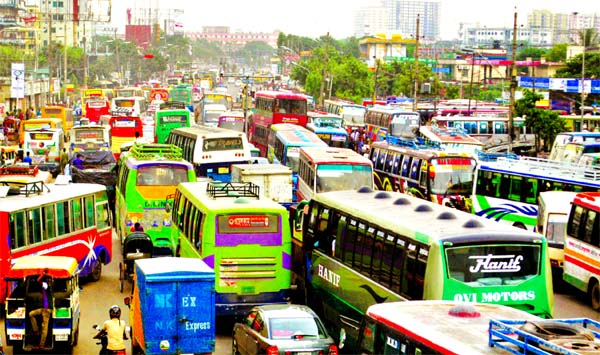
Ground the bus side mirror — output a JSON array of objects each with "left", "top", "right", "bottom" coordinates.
[{"left": 165, "top": 202, "right": 171, "bottom": 213}]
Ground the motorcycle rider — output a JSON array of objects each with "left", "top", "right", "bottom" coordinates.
[{"left": 95, "top": 305, "right": 128, "bottom": 354}]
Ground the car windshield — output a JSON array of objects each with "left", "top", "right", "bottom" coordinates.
[{"left": 269, "top": 317, "right": 326, "bottom": 339}]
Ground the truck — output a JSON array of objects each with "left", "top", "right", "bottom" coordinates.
[
  {"left": 124, "top": 257, "right": 215, "bottom": 355},
  {"left": 231, "top": 163, "right": 293, "bottom": 208}
]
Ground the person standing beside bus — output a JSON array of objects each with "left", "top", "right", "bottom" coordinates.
[{"left": 22, "top": 151, "right": 32, "bottom": 165}]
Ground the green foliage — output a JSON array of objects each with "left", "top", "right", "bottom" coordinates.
[
  {"left": 546, "top": 43, "right": 567, "bottom": 62},
  {"left": 516, "top": 47, "right": 547, "bottom": 61},
  {"left": 515, "top": 89, "right": 567, "bottom": 152}
]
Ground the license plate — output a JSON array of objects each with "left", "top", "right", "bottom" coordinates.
[
  {"left": 295, "top": 352, "right": 312, "bottom": 355},
  {"left": 218, "top": 167, "right": 230, "bottom": 174},
  {"left": 9, "top": 333, "right": 22, "bottom": 340},
  {"left": 55, "top": 334, "right": 68, "bottom": 341}
]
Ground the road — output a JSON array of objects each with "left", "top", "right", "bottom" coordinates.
[{"left": 0, "top": 233, "right": 598, "bottom": 354}]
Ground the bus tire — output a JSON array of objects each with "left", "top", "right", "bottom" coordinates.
[
  {"left": 589, "top": 279, "right": 600, "bottom": 311},
  {"left": 542, "top": 338, "right": 600, "bottom": 354},
  {"left": 90, "top": 261, "right": 102, "bottom": 281},
  {"left": 520, "top": 321, "right": 595, "bottom": 341}
]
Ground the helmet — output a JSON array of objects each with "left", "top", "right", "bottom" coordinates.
[{"left": 109, "top": 305, "right": 121, "bottom": 318}]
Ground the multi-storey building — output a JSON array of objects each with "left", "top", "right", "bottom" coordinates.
[{"left": 186, "top": 26, "right": 279, "bottom": 49}]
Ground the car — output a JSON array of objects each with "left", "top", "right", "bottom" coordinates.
[{"left": 232, "top": 304, "right": 338, "bottom": 355}]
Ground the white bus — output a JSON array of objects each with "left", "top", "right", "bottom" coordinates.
[
  {"left": 165, "top": 126, "right": 253, "bottom": 182},
  {"left": 23, "top": 128, "right": 65, "bottom": 175},
  {"left": 323, "top": 99, "right": 366, "bottom": 128},
  {"left": 537, "top": 191, "right": 577, "bottom": 280},
  {"left": 111, "top": 96, "right": 148, "bottom": 118}
]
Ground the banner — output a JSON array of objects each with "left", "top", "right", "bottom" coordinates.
[{"left": 10, "top": 63, "right": 25, "bottom": 99}]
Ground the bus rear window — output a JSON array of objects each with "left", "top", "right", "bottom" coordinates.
[
  {"left": 203, "top": 137, "right": 243, "bottom": 151},
  {"left": 218, "top": 214, "right": 279, "bottom": 234},
  {"left": 28, "top": 132, "right": 55, "bottom": 140},
  {"left": 45, "top": 108, "right": 62, "bottom": 115},
  {"left": 445, "top": 244, "right": 540, "bottom": 286},
  {"left": 116, "top": 100, "right": 135, "bottom": 108}
]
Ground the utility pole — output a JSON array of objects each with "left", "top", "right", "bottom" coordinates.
[
  {"left": 48, "top": 3, "right": 53, "bottom": 103},
  {"left": 115, "top": 28, "right": 120, "bottom": 86},
  {"left": 581, "top": 28, "right": 587, "bottom": 120},
  {"left": 63, "top": 20, "right": 68, "bottom": 104},
  {"left": 318, "top": 32, "right": 329, "bottom": 109},
  {"left": 508, "top": 8, "right": 518, "bottom": 152},
  {"left": 413, "top": 14, "right": 420, "bottom": 112}
]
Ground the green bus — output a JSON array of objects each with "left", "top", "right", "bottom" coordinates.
[
  {"left": 290, "top": 187, "right": 554, "bottom": 353},
  {"left": 115, "top": 143, "right": 196, "bottom": 255},
  {"left": 154, "top": 101, "right": 192, "bottom": 144},
  {"left": 171, "top": 180, "right": 292, "bottom": 316},
  {"left": 169, "top": 84, "right": 193, "bottom": 111}
]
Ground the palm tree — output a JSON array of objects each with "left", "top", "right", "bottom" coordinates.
[{"left": 575, "top": 28, "right": 599, "bottom": 49}]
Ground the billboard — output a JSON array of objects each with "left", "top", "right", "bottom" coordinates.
[{"left": 126, "top": 25, "right": 152, "bottom": 48}]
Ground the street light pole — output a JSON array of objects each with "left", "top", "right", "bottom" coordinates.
[
  {"left": 508, "top": 8, "right": 518, "bottom": 152},
  {"left": 581, "top": 29, "right": 587, "bottom": 120},
  {"left": 413, "top": 14, "right": 420, "bottom": 112}
]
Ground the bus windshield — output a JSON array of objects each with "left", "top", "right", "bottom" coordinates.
[
  {"left": 285, "top": 146, "right": 301, "bottom": 171},
  {"left": 429, "top": 158, "right": 476, "bottom": 194},
  {"left": 445, "top": 244, "right": 540, "bottom": 285},
  {"left": 136, "top": 165, "right": 190, "bottom": 186},
  {"left": 277, "top": 99, "right": 307, "bottom": 115},
  {"left": 316, "top": 164, "right": 372, "bottom": 193},
  {"left": 203, "top": 137, "right": 244, "bottom": 151}
]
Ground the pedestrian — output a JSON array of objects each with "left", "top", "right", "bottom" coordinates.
[
  {"left": 72, "top": 154, "right": 85, "bottom": 170},
  {"left": 59, "top": 148, "right": 69, "bottom": 174},
  {"left": 29, "top": 268, "right": 52, "bottom": 349},
  {"left": 22, "top": 151, "right": 32, "bottom": 165},
  {"left": 130, "top": 222, "right": 144, "bottom": 232}
]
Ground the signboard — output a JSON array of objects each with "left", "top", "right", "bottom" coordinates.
[{"left": 10, "top": 63, "right": 25, "bottom": 99}]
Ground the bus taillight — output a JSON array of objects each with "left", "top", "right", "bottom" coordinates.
[
  {"left": 266, "top": 346, "right": 279, "bottom": 355},
  {"left": 328, "top": 344, "right": 339, "bottom": 355}
]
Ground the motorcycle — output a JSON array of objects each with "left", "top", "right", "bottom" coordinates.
[{"left": 92, "top": 325, "right": 127, "bottom": 355}]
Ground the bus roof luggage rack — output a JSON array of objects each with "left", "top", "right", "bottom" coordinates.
[
  {"left": 206, "top": 181, "right": 260, "bottom": 199},
  {"left": 477, "top": 151, "right": 519, "bottom": 162},
  {"left": 496, "top": 156, "right": 600, "bottom": 181},
  {"left": 0, "top": 180, "right": 49, "bottom": 196},
  {"left": 129, "top": 143, "right": 183, "bottom": 161},
  {"left": 489, "top": 318, "right": 600, "bottom": 355},
  {"left": 159, "top": 101, "right": 187, "bottom": 110},
  {"left": 387, "top": 135, "right": 441, "bottom": 150}
]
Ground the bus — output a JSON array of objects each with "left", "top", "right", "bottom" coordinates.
[
  {"left": 84, "top": 96, "right": 111, "bottom": 124},
  {"left": 111, "top": 96, "right": 148, "bottom": 118},
  {"left": 563, "top": 192, "right": 600, "bottom": 310},
  {"left": 357, "top": 301, "right": 540, "bottom": 355},
  {"left": 323, "top": 99, "right": 366, "bottom": 129},
  {"left": 69, "top": 124, "right": 111, "bottom": 153},
  {"left": 19, "top": 118, "right": 63, "bottom": 146},
  {"left": 41, "top": 105, "right": 74, "bottom": 132},
  {"left": 249, "top": 91, "right": 308, "bottom": 156},
  {"left": 23, "top": 128, "right": 64, "bottom": 175},
  {"left": 267, "top": 124, "right": 327, "bottom": 200},
  {"left": 370, "top": 140, "right": 477, "bottom": 212},
  {"left": 537, "top": 191, "right": 577, "bottom": 281},
  {"left": 432, "top": 115, "right": 529, "bottom": 144},
  {"left": 306, "top": 111, "right": 348, "bottom": 148},
  {"left": 561, "top": 141, "right": 600, "bottom": 164},
  {"left": 154, "top": 101, "right": 192, "bottom": 144},
  {"left": 559, "top": 114, "right": 600, "bottom": 132},
  {"left": 165, "top": 126, "right": 253, "bottom": 182},
  {"left": 364, "top": 106, "right": 420, "bottom": 143},
  {"left": 297, "top": 147, "right": 373, "bottom": 202},
  {"left": 115, "top": 87, "right": 145, "bottom": 98},
  {"left": 473, "top": 156, "right": 600, "bottom": 231},
  {"left": 0, "top": 145, "right": 19, "bottom": 165},
  {"left": 0, "top": 165, "right": 52, "bottom": 184},
  {"left": 169, "top": 84, "right": 194, "bottom": 112},
  {"left": 0, "top": 180, "right": 112, "bottom": 303},
  {"left": 217, "top": 111, "right": 246, "bottom": 132},
  {"left": 171, "top": 180, "right": 292, "bottom": 316},
  {"left": 108, "top": 115, "right": 143, "bottom": 159},
  {"left": 419, "top": 125, "right": 484, "bottom": 155},
  {"left": 548, "top": 132, "right": 600, "bottom": 161},
  {"left": 115, "top": 143, "right": 195, "bottom": 254},
  {"left": 289, "top": 187, "right": 553, "bottom": 351}
]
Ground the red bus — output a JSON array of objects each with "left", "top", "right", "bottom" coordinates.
[
  {"left": 296, "top": 146, "right": 373, "bottom": 202},
  {"left": 0, "top": 180, "right": 112, "bottom": 303},
  {"left": 85, "top": 97, "right": 111, "bottom": 124},
  {"left": 248, "top": 91, "right": 308, "bottom": 156},
  {"left": 109, "top": 115, "right": 143, "bottom": 159}
]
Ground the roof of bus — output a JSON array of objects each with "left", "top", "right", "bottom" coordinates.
[
  {"left": 276, "top": 127, "right": 327, "bottom": 146},
  {"left": 300, "top": 147, "right": 372, "bottom": 165},
  {"left": 255, "top": 90, "right": 308, "bottom": 100},
  {"left": 371, "top": 141, "right": 477, "bottom": 160},
  {"left": 8, "top": 255, "right": 79, "bottom": 279},
  {"left": 366, "top": 301, "right": 539, "bottom": 355},
  {"left": 21, "top": 118, "right": 63, "bottom": 127},
  {"left": 0, "top": 183, "right": 106, "bottom": 213},
  {"left": 538, "top": 191, "right": 578, "bottom": 213},
  {"left": 573, "top": 192, "right": 600, "bottom": 210},
  {"left": 177, "top": 181, "right": 289, "bottom": 213},
  {"left": 312, "top": 187, "right": 544, "bottom": 244},
  {"left": 419, "top": 126, "right": 484, "bottom": 146},
  {"left": 367, "top": 106, "right": 419, "bottom": 114},
  {"left": 306, "top": 122, "right": 347, "bottom": 134},
  {"left": 324, "top": 99, "right": 364, "bottom": 108},
  {"left": 124, "top": 156, "right": 193, "bottom": 169},
  {"left": 307, "top": 111, "right": 342, "bottom": 119},
  {"left": 170, "top": 125, "right": 247, "bottom": 138},
  {"left": 477, "top": 158, "right": 600, "bottom": 187}
]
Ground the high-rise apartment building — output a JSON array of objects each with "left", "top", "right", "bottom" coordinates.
[{"left": 354, "top": 0, "right": 440, "bottom": 41}]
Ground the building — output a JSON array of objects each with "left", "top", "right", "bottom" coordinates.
[
  {"left": 186, "top": 26, "right": 279, "bottom": 49},
  {"left": 354, "top": 0, "right": 441, "bottom": 41},
  {"left": 359, "top": 34, "right": 417, "bottom": 69}
]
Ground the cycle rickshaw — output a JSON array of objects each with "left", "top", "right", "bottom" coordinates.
[{"left": 119, "top": 232, "right": 153, "bottom": 292}]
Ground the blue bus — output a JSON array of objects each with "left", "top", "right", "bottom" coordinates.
[
  {"left": 267, "top": 123, "right": 327, "bottom": 201},
  {"left": 306, "top": 111, "right": 349, "bottom": 148}
]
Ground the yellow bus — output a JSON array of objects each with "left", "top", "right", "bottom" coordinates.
[
  {"left": 18, "top": 118, "right": 64, "bottom": 146},
  {"left": 41, "top": 105, "right": 74, "bottom": 132}
]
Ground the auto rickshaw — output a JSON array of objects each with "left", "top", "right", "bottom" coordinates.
[{"left": 5, "top": 255, "right": 80, "bottom": 353}]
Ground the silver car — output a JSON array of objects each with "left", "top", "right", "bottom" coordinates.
[{"left": 232, "top": 304, "right": 338, "bottom": 355}]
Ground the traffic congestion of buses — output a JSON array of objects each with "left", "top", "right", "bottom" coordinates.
[{"left": 2, "top": 72, "right": 600, "bottom": 355}]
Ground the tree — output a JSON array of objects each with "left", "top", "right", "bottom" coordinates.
[
  {"left": 546, "top": 43, "right": 567, "bottom": 62},
  {"left": 515, "top": 89, "right": 566, "bottom": 152},
  {"left": 516, "top": 47, "right": 547, "bottom": 61}
]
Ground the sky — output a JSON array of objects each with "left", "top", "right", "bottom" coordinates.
[{"left": 112, "top": 0, "right": 600, "bottom": 41}]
